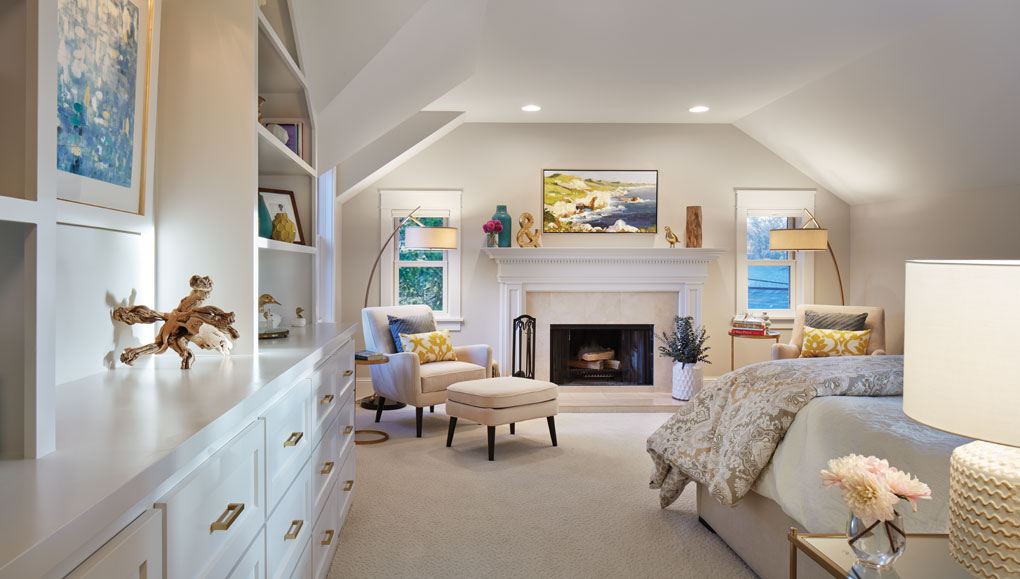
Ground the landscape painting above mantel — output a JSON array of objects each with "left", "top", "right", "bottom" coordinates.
[{"left": 543, "top": 170, "right": 657, "bottom": 233}]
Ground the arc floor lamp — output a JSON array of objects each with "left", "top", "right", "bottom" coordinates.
[{"left": 768, "top": 208, "right": 845, "bottom": 305}]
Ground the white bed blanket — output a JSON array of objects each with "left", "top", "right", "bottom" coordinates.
[{"left": 753, "top": 395, "right": 969, "bottom": 533}]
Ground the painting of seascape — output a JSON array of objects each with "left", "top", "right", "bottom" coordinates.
[{"left": 543, "top": 170, "right": 657, "bottom": 233}]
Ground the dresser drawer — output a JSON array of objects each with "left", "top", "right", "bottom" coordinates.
[
  {"left": 267, "top": 464, "right": 312, "bottom": 579},
  {"left": 67, "top": 509, "right": 163, "bottom": 579},
  {"left": 335, "top": 383, "right": 355, "bottom": 459},
  {"left": 336, "top": 446, "right": 356, "bottom": 528},
  {"left": 224, "top": 530, "right": 265, "bottom": 579},
  {"left": 289, "top": 541, "right": 312, "bottom": 579},
  {"left": 310, "top": 479, "right": 340, "bottom": 579},
  {"left": 311, "top": 366, "right": 338, "bottom": 446},
  {"left": 156, "top": 420, "right": 265, "bottom": 579},
  {"left": 310, "top": 417, "right": 339, "bottom": 522},
  {"left": 264, "top": 379, "right": 312, "bottom": 510},
  {"left": 336, "top": 339, "right": 355, "bottom": 389}
]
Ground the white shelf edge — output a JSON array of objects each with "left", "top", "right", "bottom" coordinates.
[
  {"left": 257, "top": 122, "right": 316, "bottom": 177},
  {"left": 0, "top": 196, "right": 42, "bottom": 225},
  {"left": 257, "top": 10, "right": 308, "bottom": 91},
  {"left": 256, "top": 236, "right": 317, "bottom": 254}
]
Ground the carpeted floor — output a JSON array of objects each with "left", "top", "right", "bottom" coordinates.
[{"left": 326, "top": 405, "right": 755, "bottom": 579}]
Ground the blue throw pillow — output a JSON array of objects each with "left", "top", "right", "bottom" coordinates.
[{"left": 387, "top": 313, "right": 437, "bottom": 352}]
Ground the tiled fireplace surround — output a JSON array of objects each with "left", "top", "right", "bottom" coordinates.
[{"left": 483, "top": 248, "right": 724, "bottom": 403}]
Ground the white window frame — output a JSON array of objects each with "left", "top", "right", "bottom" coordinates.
[
  {"left": 735, "top": 189, "right": 816, "bottom": 324},
  {"left": 379, "top": 190, "right": 463, "bottom": 331}
]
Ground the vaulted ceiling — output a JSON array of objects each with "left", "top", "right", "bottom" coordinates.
[{"left": 293, "top": 0, "right": 1020, "bottom": 205}]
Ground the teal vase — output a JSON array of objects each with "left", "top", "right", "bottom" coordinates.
[
  {"left": 492, "top": 205, "right": 512, "bottom": 247},
  {"left": 258, "top": 194, "right": 272, "bottom": 239}
]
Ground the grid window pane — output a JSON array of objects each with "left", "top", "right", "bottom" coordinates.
[
  {"left": 748, "top": 265, "right": 791, "bottom": 310},
  {"left": 747, "top": 216, "right": 792, "bottom": 260},
  {"left": 398, "top": 216, "right": 446, "bottom": 262},
  {"left": 398, "top": 266, "right": 444, "bottom": 311}
]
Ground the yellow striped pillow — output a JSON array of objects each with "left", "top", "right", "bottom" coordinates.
[
  {"left": 800, "top": 326, "right": 871, "bottom": 358},
  {"left": 399, "top": 329, "right": 457, "bottom": 364}
]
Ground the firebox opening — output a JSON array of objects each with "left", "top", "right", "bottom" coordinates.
[{"left": 549, "top": 324, "right": 654, "bottom": 386}]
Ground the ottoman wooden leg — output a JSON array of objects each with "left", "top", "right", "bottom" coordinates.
[
  {"left": 547, "top": 416, "right": 558, "bottom": 447},
  {"left": 510, "top": 423, "right": 515, "bottom": 434},
  {"left": 375, "top": 396, "right": 386, "bottom": 423},
  {"left": 416, "top": 407, "right": 424, "bottom": 438},
  {"left": 430, "top": 405, "right": 435, "bottom": 413},
  {"left": 446, "top": 417, "right": 457, "bottom": 447},
  {"left": 487, "top": 426, "right": 496, "bottom": 461}
]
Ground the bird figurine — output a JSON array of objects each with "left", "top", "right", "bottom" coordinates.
[
  {"left": 292, "top": 306, "right": 307, "bottom": 327},
  {"left": 664, "top": 226, "right": 680, "bottom": 248},
  {"left": 516, "top": 212, "right": 542, "bottom": 247},
  {"left": 258, "top": 294, "right": 282, "bottom": 328}
]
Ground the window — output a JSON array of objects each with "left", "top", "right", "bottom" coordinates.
[
  {"left": 316, "top": 168, "right": 335, "bottom": 323},
  {"left": 379, "top": 190, "right": 462, "bottom": 330},
  {"left": 735, "top": 190, "right": 815, "bottom": 321}
]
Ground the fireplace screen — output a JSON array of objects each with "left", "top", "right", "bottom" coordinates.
[{"left": 549, "top": 324, "right": 654, "bottom": 386}]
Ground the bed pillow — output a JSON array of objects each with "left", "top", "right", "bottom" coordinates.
[
  {"left": 804, "top": 310, "right": 868, "bottom": 331},
  {"left": 800, "top": 326, "right": 871, "bottom": 358},
  {"left": 399, "top": 329, "right": 457, "bottom": 364},
  {"left": 387, "top": 313, "right": 436, "bottom": 352}
]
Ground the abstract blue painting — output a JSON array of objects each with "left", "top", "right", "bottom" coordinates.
[{"left": 57, "top": 0, "right": 140, "bottom": 188}]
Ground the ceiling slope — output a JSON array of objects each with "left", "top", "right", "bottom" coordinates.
[{"left": 735, "top": 0, "right": 1020, "bottom": 205}]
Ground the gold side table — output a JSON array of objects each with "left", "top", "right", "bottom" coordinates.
[
  {"left": 729, "top": 330, "right": 781, "bottom": 371},
  {"left": 788, "top": 528, "right": 968, "bottom": 579},
  {"left": 354, "top": 356, "right": 392, "bottom": 445}
]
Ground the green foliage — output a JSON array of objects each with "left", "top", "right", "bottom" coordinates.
[
  {"left": 746, "top": 216, "right": 791, "bottom": 260},
  {"left": 398, "top": 266, "right": 443, "bottom": 311},
  {"left": 656, "top": 316, "right": 710, "bottom": 368}
]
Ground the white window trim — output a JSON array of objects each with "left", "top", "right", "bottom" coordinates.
[
  {"left": 380, "top": 189, "right": 463, "bottom": 331},
  {"left": 735, "top": 189, "right": 816, "bottom": 324}
]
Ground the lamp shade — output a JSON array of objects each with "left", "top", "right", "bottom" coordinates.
[
  {"left": 769, "top": 228, "right": 828, "bottom": 251},
  {"left": 903, "top": 260, "right": 1020, "bottom": 447},
  {"left": 403, "top": 226, "right": 458, "bottom": 250}
]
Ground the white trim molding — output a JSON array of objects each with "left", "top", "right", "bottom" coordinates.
[{"left": 483, "top": 247, "right": 724, "bottom": 373}]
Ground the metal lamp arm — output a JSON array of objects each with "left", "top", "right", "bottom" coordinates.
[{"left": 363, "top": 206, "right": 423, "bottom": 309}]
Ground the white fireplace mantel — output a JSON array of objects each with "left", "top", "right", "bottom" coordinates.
[{"left": 483, "top": 247, "right": 725, "bottom": 373}]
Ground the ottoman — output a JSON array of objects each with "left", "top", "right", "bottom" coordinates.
[{"left": 445, "top": 377, "right": 559, "bottom": 461}]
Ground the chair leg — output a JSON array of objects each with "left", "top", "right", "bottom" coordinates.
[
  {"left": 374, "top": 396, "right": 386, "bottom": 423},
  {"left": 446, "top": 417, "right": 457, "bottom": 447},
  {"left": 547, "top": 416, "right": 558, "bottom": 447},
  {"left": 510, "top": 422, "right": 515, "bottom": 435},
  {"left": 430, "top": 405, "right": 434, "bottom": 413},
  {"left": 416, "top": 407, "right": 424, "bottom": 438},
  {"left": 487, "top": 426, "right": 495, "bottom": 461}
]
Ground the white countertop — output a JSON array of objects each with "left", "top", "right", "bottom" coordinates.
[{"left": 0, "top": 322, "right": 358, "bottom": 578}]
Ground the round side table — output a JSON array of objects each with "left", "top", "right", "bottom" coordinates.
[
  {"left": 354, "top": 356, "right": 396, "bottom": 445},
  {"left": 728, "top": 330, "right": 781, "bottom": 371}
]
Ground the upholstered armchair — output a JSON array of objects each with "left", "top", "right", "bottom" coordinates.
[
  {"left": 361, "top": 305, "right": 492, "bottom": 437},
  {"left": 771, "top": 304, "right": 887, "bottom": 360}
]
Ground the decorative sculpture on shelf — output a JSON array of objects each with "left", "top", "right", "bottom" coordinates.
[
  {"left": 664, "top": 226, "right": 680, "bottom": 248},
  {"left": 258, "top": 293, "right": 289, "bottom": 339},
  {"left": 516, "top": 212, "right": 542, "bottom": 247},
  {"left": 292, "top": 307, "right": 307, "bottom": 327},
  {"left": 113, "top": 275, "right": 239, "bottom": 369},
  {"left": 271, "top": 206, "right": 297, "bottom": 243},
  {"left": 686, "top": 206, "right": 703, "bottom": 248}
]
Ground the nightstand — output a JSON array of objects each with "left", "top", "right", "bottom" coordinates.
[{"left": 787, "top": 528, "right": 969, "bottom": 578}]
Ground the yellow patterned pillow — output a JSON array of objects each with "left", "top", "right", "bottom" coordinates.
[
  {"left": 399, "top": 329, "right": 457, "bottom": 364},
  {"left": 800, "top": 326, "right": 871, "bottom": 358}
]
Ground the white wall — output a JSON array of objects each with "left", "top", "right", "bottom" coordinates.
[
  {"left": 341, "top": 123, "right": 850, "bottom": 379},
  {"left": 851, "top": 186, "right": 1020, "bottom": 354}
]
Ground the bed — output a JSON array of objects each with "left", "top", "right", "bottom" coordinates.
[{"left": 647, "top": 355, "right": 968, "bottom": 579}]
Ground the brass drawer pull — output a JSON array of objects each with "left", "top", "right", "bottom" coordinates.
[
  {"left": 210, "top": 503, "right": 244, "bottom": 533},
  {"left": 319, "top": 394, "right": 334, "bottom": 404},
  {"left": 321, "top": 529, "right": 335, "bottom": 546},
  {"left": 343, "top": 370, "right": 353, "bottom": 377},
  {"left": 321, "top": 461, "right": 334, "bottom": 475},
  {"left": 343, "top": 425, "right": 353, "bottom": 435},
  {"left": 284, "top": 519, "right": 304, "bottom": 540},
  {"left": 284, "top": 432, "right": 303, "bottom": 447},
  {"left": 343, "top": 480, "right": 354, "bottom": 492}
]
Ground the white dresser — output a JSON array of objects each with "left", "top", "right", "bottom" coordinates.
[{"left": 0, "top": 323, "right": 358, "bottom": 579}]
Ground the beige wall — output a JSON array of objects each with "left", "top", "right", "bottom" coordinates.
[
  {"left": 341, "top": 123, "right": 850, "bottom": 381},
  {"left": 850, "top": 185, "right": 1020, "bottom": 354}
]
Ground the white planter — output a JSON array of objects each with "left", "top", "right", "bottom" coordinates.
[{"left": 672, "top": 362, "right": 704, "bottom": 401}]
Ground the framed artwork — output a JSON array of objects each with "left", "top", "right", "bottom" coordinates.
[
  {"left": 542, "top": 170, "right": 658, "bottom": 233},
  {"left": 56, "top": 0, "right": 158, "bottom": 214},
  {"left": 260, "top": 188, "right": 305, "bottom": 245},
  {"left": 264, "top": 119, "right": 304, "bottom": 159}
]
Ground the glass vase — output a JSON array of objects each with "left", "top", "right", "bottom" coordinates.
[
  {"left": 486, "top": 232, "right": 498, "bottom": 247},
  {"left": 846, "top": 510, "right": 906, "bottom": 569},
  {"left": 492, "top": 205, "right": 512, "bottom": 247}
]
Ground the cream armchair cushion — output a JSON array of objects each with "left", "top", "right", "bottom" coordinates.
[{"left": 771, "top": 304, "right": 886, "bottom": 360}]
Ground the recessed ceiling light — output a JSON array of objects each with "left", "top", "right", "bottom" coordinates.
[
  {"left": 688, "top": 105, "right": 710, "bottom": 113},
  {"left": 521, "top": 104, "right": 542, "bottom": 112}
]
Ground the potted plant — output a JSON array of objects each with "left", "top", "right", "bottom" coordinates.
[{"left": 656, "top": 316, "right": 710, "bottom": 400}]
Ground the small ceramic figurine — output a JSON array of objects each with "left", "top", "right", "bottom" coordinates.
[
  {"left": 259, "top": 294, "right": 282, "bottom": 329},
  {"left": 271, "top": 205, "right": 297, "bottom": 243},
  {"left": 516, "top": 212, "right": 542, "bottom": 247},
  {"left": 292, "top": 307, "right": 307, "bottom": 327},
  {"left": 664, "top": 226, "right": 680, "bottom": 248}
]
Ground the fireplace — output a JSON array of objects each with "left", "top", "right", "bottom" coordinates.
[{"left": 549, "top": 324, "right": 654, "bottom": 386}]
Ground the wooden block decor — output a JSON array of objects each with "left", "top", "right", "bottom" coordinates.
[{"left": 686, "top": 206, "right": 702, "bottom": 248}]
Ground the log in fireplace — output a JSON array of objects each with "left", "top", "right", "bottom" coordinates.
[{"left": 549, "top": 324, "right": 654, "bottom": 386}]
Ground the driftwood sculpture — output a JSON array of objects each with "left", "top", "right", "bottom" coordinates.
[{"left": 113, "top": 275, "right": 239, "bottom": 369}]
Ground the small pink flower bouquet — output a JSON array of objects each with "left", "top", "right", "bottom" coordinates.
[
  {"left": 482, "top": 220, "right": 503, "bottom": 234},
  {"left": 820, "top": 454, "right": 932, "bottom": 523}
]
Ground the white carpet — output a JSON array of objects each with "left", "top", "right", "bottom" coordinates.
[{"left": 326, "top": 405, "right": 755, "bottom": 579}]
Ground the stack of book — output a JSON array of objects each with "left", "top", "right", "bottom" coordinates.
[
  {"left": 355, "top": 350, "right": 387, "bottom": 362},
  {"left": 730, "top": 314, "right": 768, "bottom": 336}
]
